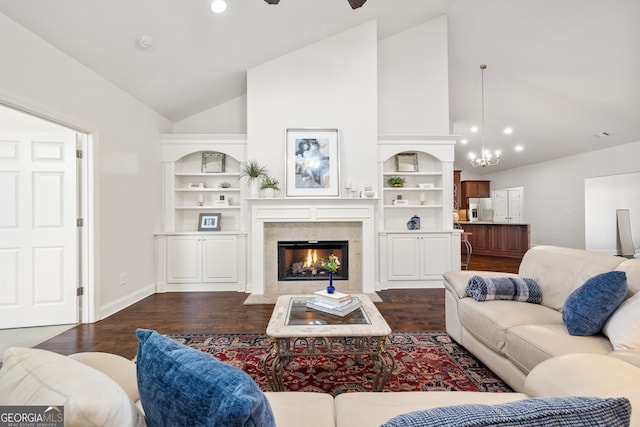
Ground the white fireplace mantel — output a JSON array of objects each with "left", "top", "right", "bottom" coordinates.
[{"left": 247, "top": 197, "right": 378, "bottom": 295}]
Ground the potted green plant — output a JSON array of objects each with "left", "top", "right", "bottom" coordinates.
[
  {"left": 386, "top": 176, "right": 406, "bottom": 188},
  {"left": 239, "top": 160, "right": 268, "bottom": 197},
  {"left": 260, "top": 175, "right": 280, "bottom": 198}
]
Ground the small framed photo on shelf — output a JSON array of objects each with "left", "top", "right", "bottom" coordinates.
[
  {"left": 202, "top": 152, "right": 225, "bottom": 173},
  {"left": 198, "top": 213, "right": 221, "bottom": 231}
]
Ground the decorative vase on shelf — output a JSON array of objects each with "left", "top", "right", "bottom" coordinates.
[
  {"left": 326, "top": 272, "right": 335, "bottom": 294},
  {"left": 249, "top": 180, "right": 260, "bottom": 198},
  {"left": 263, "top": 188, "right": 275, "bottom": 198}
]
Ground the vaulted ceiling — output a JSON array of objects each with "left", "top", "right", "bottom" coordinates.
[{"left": 0, "top": 0, "right": 638, "bottom": 174}]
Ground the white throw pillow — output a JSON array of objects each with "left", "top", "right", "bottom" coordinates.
[
  {"left": 0, "top": 347, "right": 146, "bottom": 427},
  {"left": 603, "top": 292, "right": 640, "bottom": 350}
]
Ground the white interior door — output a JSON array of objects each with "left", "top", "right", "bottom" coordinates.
[
  {"left": 492, "top": 190, "right": 508, "bottom": 222},
  {"left": 0, "top": 131, "right": 78, "bottom": 328},
  {"left": 492, "top": 187, "right": 523, "bottom": 223},
  {"left": 507, "top": 189, "right": 522, "bottom": 222}
]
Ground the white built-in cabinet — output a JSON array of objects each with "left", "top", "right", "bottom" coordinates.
[
  {"left": 156, "top": 135, "right": 247, "bottom": 292},
  {"left": 377, "top": 136, "right": 461, "bottom": 289},
  {"left": 381, "top": 233, "right": 452, "bottom": 282},
  {"left": 166, "top": 235, "right": 239, "bottom": 283}
]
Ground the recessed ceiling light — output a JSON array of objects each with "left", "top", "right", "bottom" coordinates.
[
  {"left": 136, "top": 35, "right": 153, "bottom": 49},
  {"left": 503, "top": 127, "right": 513, "bottom": 134},
  {"left": 211, "top": 0, "right": 227, "bottom": 13},
  {"left": 461, "top": 139, "right": 468, "bottom": 145},
  {"left": 470, "top": 126, "right": 479, "bottom": 133},
  {"left": 515, "top": 145, "right": 523, "bottom": 152}
]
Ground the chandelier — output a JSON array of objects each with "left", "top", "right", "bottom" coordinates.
[{"left": 469, "top": 65, "right": 501, "bottom": 168}]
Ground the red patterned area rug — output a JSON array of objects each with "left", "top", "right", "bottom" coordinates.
[{"left": 168, "top": 332, "right": 512, "bottom": 396}]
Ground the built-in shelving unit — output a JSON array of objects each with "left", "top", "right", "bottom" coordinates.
[
  {"left": 380, "top": 151, "right": 445, "bottom": 231},
  {"left": 171, "top": 154, "right": 242, "bottom": 231},
  {"left": 377, "top": 135, "right": 461, "bottom": 289},
  {"left": 157, "top": 135, "right": 247, "bottom": 292},
  {"left": 161, "top": 135, "right": 247, "bottom": 233}
]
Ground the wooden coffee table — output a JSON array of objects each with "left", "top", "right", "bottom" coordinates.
[{"left": 264, "top": 293, "right": 393, "bottom": 392}]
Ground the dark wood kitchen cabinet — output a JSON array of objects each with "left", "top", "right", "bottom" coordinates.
[
  {"left": 460, "top": 180, "right": 490, "bottom": 208},
  {"left": 459, "top": 223, "right": 530, "bottom": 258}
]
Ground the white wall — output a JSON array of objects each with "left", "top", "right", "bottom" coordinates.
[
  {"left": 585, "top": 172, "right": 640, "bottom": 254},
  {"left": 175, "top": 15, "right": 451, "bottom": 141},
  {"left": 487, "top": 140, "right": 640, "bottom": 250},
  {"left": 0, "top": 12, "right": 172, "bottom": 320},
  {"left": 173, "top": 95, "right": 247, "bottom": 134},
  {"left": 378, "top": 15, "right": 450, "bottom": 135},
  {"left": 246, "top": 21, "right": 379, "bottom": 193}
]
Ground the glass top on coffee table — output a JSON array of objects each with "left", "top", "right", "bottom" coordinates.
[
  {"left": 286, "top": 296, "right": 371, "bottom": 326},
  {"left": 266, "top": 293, "right": 391, "bottom": 338}
]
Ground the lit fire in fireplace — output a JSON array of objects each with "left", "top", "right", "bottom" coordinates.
[
  {"left": 277, "top": 240, "right": 348, "bottom": 281},
  {"left": 304, "top": 249, "right": 318, "bottom": 268}
]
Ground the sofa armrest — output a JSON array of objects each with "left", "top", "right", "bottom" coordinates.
[
  {"left": 525, "top": 354, "right": 640, "bottom": 427},
  {"left": 68, "top": 352, "right": 139, "bottom": 404},
  {"left": 525, "top": 353, "right": 640, "bottom": 398},
  {"left": 443, "top": 270, "right": 519, "bottom": 299},
  {"left": 609, "top": 350, "right": 640, "bottom": 368}
]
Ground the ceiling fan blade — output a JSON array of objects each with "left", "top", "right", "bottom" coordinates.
[
  {"left": 347, "top": 0, "right": 367, "bottom": 8},
  {"left": 263, "top": 0, "right": 366, "bottom": 8}
]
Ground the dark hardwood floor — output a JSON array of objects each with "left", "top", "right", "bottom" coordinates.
[{"left": 35, "top": 255, "right": 520, "bottom": 359}]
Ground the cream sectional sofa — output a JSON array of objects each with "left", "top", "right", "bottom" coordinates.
[
  {"left": 1, "top": 346, "right": 639, "bottom": 426},
  {"left": 444, "top": 245, "right": 640, "bottom": 392}
]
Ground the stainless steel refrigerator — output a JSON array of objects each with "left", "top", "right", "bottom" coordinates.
[{"left": 467, "top": 197, "right": 493, "bottom": 222}]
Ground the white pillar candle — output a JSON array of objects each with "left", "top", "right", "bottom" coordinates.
[
  {"left": 198, "top": 193, "right": 204, "bottom": 203},
  {"left": 420, "top": 192, "right": 426, "bottom": 202}
]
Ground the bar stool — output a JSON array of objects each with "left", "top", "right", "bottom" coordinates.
[{"left": 461, "top": 232, "right": 472, "bottom": 270}]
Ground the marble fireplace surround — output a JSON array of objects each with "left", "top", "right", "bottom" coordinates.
[{"left": 245, "top": 198, "right": 380, "bottom": 304}]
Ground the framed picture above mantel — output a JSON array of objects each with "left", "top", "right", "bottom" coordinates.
[{"left": 285, "top": 128, "right": 340, "bottom": 197}]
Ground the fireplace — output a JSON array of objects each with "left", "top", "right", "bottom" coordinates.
[
  {"left": 278, "top": 240, "right": 349, "bottom": 281},
  {"left": 246, "top": 198, "right": 378, "bottom": 302}
]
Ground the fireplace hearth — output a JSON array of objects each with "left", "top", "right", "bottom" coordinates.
[{"left": 278, "top": 240, "right": 349, "bottom": 281}]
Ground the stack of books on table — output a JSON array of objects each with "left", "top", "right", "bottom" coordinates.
[{"left": 306, "top": 290, "right": 362, "bottom": 317}]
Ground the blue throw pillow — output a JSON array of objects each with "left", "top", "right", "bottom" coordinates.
[
  {"left": 135, "top": 329, "right": 275, "bottom": 427},
  {"left": 381, "top": 396, "right": 631, "bottom": 427},
  {"left": 562, "top": 271, "right": 627, "bottom": 336}
]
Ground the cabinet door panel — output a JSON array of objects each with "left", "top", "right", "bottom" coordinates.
[
  {"left": 167, "top": 237, "right": 202, "bottom": 283},
  {"left": 504, "top": 226, "right": 528, "bottom": 254},
  {"left": 488, "top": 225, "right": 505, "bottom": 250},
  {"left": 388, "top": 235, "right": 420, "bottom": 280},
  {"left": 464, "top": 224, "right": 488, "bottom": 250},
  {"left": 421, "top": 235, "right": 451, "bottom": 277},
  {"left": 202, "top": 236, "right": 238, "bottom": 282}
]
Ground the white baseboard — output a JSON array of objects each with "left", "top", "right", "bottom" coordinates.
[{"left": 98, "top": 283, "right": 156, "bottom": 321}]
